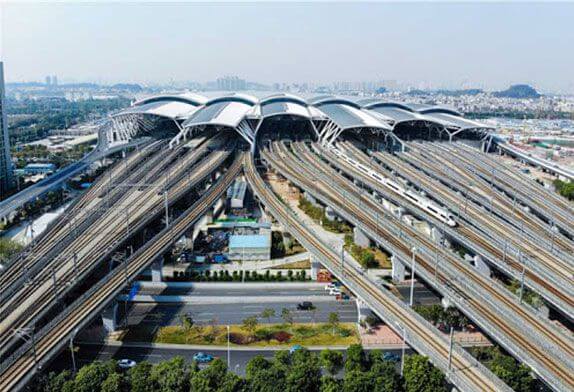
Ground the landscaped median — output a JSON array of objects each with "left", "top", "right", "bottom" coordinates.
[{"left": 116, "top": 322, "right": 360, "bottom": 347}]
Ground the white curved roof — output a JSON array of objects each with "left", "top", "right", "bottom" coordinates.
[
  {"left": 183, "top": 100, "right": 254, "bottom": 129},
  {"left": 133, "top": 93, "right": 207, "bottom": 107},
  {"left": 316, "top": 103, "right": 391, "bottom": 131}
]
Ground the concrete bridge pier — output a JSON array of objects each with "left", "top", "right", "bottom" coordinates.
[
  {"left": 356, "top": 299, "right": 373, "bottom": 323},
  {"left": 473, "top": 255, "right": 491, "bottom": 277},
  {"left": 353, "top": 227, "right": 370, "bottom": 248},
  {"left": 310, "top": 255, "right": 321, "bottom": 280},
  {"left": 430, "top": 226, "right": 443, "bottom": 243},
  {"left": 391, "top": 255, "right": 406, "bottom": 282},
  {"left": 150, "top": 257, "right": 164, "bottom": 282},
  {"left": 102, "top": 301, "right": 119, "bottom": 333}
]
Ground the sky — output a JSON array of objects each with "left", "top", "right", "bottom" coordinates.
[{"left": 1, "top": 1, "right": 574, "bottom": 93}]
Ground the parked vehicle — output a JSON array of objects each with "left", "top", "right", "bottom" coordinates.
[
  {"left": 289, "top": 345, "right": 303, "bottom": 354},
  {"left": 297, "top": 301, "right": 314, "bottom": 310},
  {"left": 117, "top": 359, "right": 136, "bottom": 369},
  {"left": 193, "top": 352, "right": 214, "bottom": 363},
  {"left": 324, "top": 282, "right": 341, "bottom": 291},
  {"left": 213, "top": 254, "right": 227, "bottom": 264},
  {"left": 383, "top": 352, "right": 401, "bottom": 362},
  {"left": 328, "top": 287, "right": 342, "bottom": 296}
]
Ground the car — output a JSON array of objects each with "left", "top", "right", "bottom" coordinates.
[
  {"left": 297, "top": 301, "right": 314, "bottom": 310},
  {"left": 324, "top": 282, "right": 341, "bottom": 291},
  {"left": 328, "top": 287, "right": 342, "bottom": 296},
  {"left": 193, "top": 352, "right": 214, "bottom": 363},
  {"left": 289, "top": 345, "right": 303, "bottom": 354},
  {"left": 117, "top": 359, "right": 136, "bottom": 369},
  {"left": 383, "top": 352, "right": 400, "bottom": 362}
]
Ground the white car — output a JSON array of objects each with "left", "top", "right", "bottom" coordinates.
[
  {"left": 117, "top": 359, "right": 137, "bottom": 369},
  {"left": 328, "top": 287, "right": 342, "bottom": 296},
  {"left": 324, "top": 283, "right": 336, "bottom": 291}
]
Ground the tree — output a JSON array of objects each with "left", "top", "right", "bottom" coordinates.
[
  {"left": 242, "top": 315, "right": 259, "bottom": 337},
  {"left": 320, "top": 349, "right": 344, "bottom": 376},
  {"left": 219, "top": 372, "right": 247, "bottom": 392},
  {"left": 371, "top": 361, "right": 401, "bottom": 392},
  {"left": 150, "top": 356, "right": 188, "bottom": 392},
  {"left": 274, "top": 350, "right": 292, "bottom": 370},
  {"left": 72, "top": 361, "right": 114, "bottom": 392},
  {"left": 44, "top": 371, "right": 72, "bottom": 392},
  {"left": 342, "top": 371, "right": 373, "bottom": 392},
  {"left": 281, "top": 307, "right": 294, "bottom": 329},
  {"left": 0, "top": 238, "right": 23, "bottom": 263},
  {"left": 320, "top": 376, "right": 341, "bottom": 392},
  {"left": 246, "top": 355, "right": 271, "bottom": 380},
  {"left": 190, "top": 358, "right": 228, "bottom": 391},
  {"left": 345, "top": 344, "right": 368, "bottom": 373},
  {"left": 403, "top": 355, "right": 446, "bottom": 392},
  {"left": 490, "top": 353, "right": 535, "bottom": 392},
  {"left": 180, "top": 313, "right": 194, "bottom": 343},
  {"left": 260, "top": 308, "right": 276, "bottom": 324},
  {"left": 328, "top": 312, "right": 340, "bottom": 336},
  {"left": 246, "top": 356, "right": 286, "bottom": 392},
  {"left": 286, "top": 349, "right": 321, "bottom": 392},
  {"left": 128, "top": 361, "right": 153, "bottom": 392},
  {"left": 101, "top": 372, "right": 127, "bottom": 392}
]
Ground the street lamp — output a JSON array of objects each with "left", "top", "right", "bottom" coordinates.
[
  {"left": 70, "top": 327, "right": 79, "bottom": 374},
  {"left": 227, "top": 325, "right": 231, "bottom": 368},
  {"left": 409, "top": 247, "right": 417, "bottom": 307}
]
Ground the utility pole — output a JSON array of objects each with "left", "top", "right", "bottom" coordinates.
[
  {"left": 409, "top": 247, "right": 416, "bottom": 307},
  {"left": 448, "top": 327, "right": 454, "bottom": 371},
  {"left": 51, "top": 267, "right": 60, "bottom": 303},
  {"left": 163, "top": 190, "right": 169, "bottom": 228},
  {"left": 400, "top": 325, "right": 406, "bottom": 377},
  {"left": 341, "top": 244, "right": 345, "bottom": 275},
  {"left": 70, "top": 328, "right": 79, "bottom": 374},
  {"left": 550, "top": 222, "right": 556, "bottom": 254},
  {"left": 519, "top": 262, "right": 526, "bottom": 304},
  {"left": 72, "top": 252, "right": 79, "bottom": 281}
]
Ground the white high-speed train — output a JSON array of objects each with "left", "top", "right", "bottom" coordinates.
[{"left": 330, "top": 148, "right": 457, "bottom": 227}]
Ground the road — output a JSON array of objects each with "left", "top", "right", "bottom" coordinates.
[
  {"left": 120, "top": 300, "right": 357, "bottom": 327},
  {"left": 49, "top": 342, "right": 408, "bottom": 376}
]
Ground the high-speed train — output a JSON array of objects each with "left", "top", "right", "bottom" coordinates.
[{"left": 330, "top": 148, "right": 457, "bottom": 227}]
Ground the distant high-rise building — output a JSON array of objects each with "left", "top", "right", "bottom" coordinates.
[
  {"left": 0, "top": 62, "right": 14, "bottom": 198},
  {"left": 52, "top": 75, "right": 58, "bottom": 86},
  {"left": 45, "top": 75, "right": 51, "bottom": 86},
  {"left": 216, "top": 76, "right": 246, "bottom": 91}
]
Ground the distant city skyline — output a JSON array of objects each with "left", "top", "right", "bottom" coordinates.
[{"left": 2, "top": 2, "right": 574, "bottom": 93}]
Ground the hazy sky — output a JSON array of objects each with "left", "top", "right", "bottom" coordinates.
[{"left": 2, "top": 1, "right": 574, "bottom": 92}]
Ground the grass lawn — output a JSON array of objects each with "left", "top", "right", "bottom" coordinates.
[
  {"left": 117, "top": 323, "right": 359, "bottom": 347},
  {"left": 271, "top": 259, "right": 311, "bottom": 269}
]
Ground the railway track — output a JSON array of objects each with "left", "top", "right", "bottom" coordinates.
[
  {"left": 0, "top": 136, "right": 221, "bottom": 296},
  {"left": 439, "top": 142, "right": 574, "bottom": 237},
  {"left": 245, "top": 152, "right": 510, "bottom": 392},
  {"left": 0, "top": 145, "right": 233, "bottom": 358},
  {"left": 406, "top": 141, "right": 574, "bottom": 253},
  {"left": 355, "top": 144, "right": 574, "bottom": 284},
  {"left": 0, "top": 152, "right": 244, "bottom": 392},
  {"left": 264, "top": 141, "right": 573, "bottom": 391},
  {"left": 309, "top": 142, "right": 573, "bottom": 316}
]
